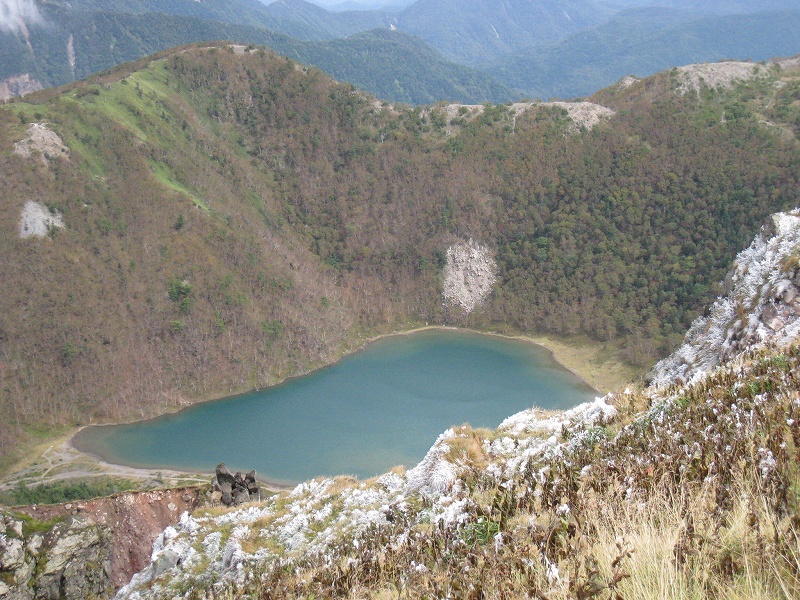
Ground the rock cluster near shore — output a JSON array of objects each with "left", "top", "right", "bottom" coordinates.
[{"left": 211, "top": 463, "right": 261, "bottom": 506}]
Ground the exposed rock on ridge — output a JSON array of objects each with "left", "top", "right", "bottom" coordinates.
[
  {"left": 0, "top": 75, "right": 43, "bottom": 102},
  {"left": 541, "top": 101, "right": 615, "bottom": 131},
  {"left": 442, "top": 101, "right": 615, "bottom": 132},
  {"left": 675, "top": 61, "right": 769, "bottom": 95},
  {"left": 649, "top": 208, "right": 800, "bottom": 387},
  {"left": 13, "top": 123, "right": 70, "bottom": 162}
]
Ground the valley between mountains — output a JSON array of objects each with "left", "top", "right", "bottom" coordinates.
[{"left": 1, "top": 43, "right": 800, "bottom": 598}]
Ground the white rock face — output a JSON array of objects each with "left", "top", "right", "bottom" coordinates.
[
  {"left": 442, "top": 239, "right": 497, "bottom": 314},
  {"left": 616, "top": 75, "right": 639, "bottom": 89},
  {"left": 542, "top": 101, "right": 616, "bottom": 131},
  {"left": 0, "top": 73, "right": 43, "bottom": 101},
  {"left": 404, "top": 428, "right": 459, "bottom": 498},
  {"left": 442, "top": 102, "right": 614, "bottom": 133},
  {"left": 19, "top": 200, "right": 65, "bottom": 238},
  {"left": 675, "top": 61, "right": 768, "bottom": 95},
  {"left": 499, "top": 396, "right": 616, "bottom": 436},
  {"left": 649, "top": 209, "right": 800, "bottom": 387},
  {"left": 13, "top": 122, "right": 70, "bottom": 161}
]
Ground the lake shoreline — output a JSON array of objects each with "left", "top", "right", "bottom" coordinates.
[
  {"left": 68, "top": 327, "right": 602, "bottom": 486},
  {"left": 4, "top": 326, "right": 630, "bottom": 494}
]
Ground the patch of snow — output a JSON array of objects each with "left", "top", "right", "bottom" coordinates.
[{"left": 19, "top": 200, "right": 64, "bottom": 239}]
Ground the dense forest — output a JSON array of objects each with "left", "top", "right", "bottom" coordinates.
[{"left": 1, "top": 44, "right": 799, "bottom": 463}]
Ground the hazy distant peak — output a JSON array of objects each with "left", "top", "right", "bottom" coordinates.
[
  {"left": 0, "top": 0, "right": 43, "bottom": 32},
  {"left": 279, "top": 0, "right": 414, "bottom": 10}
]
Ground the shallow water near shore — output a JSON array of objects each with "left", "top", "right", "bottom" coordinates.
[{"left": 74, "top": 329, "right": 597, "bottom": 484}]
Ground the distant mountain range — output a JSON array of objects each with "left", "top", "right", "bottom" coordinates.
[
  {"left": 488, "top": 7, "right": 800, "bottom": 100},
  {"left": 393, "top": 0, "right": 614, "bottom": 65},
  {"left": 1, "top": 0, "right": 799, "bottom": 103},
  {"left": 0, "top": 0, "right": 512, "bottom": 104}
]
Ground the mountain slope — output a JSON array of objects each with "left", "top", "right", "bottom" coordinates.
[
  {"left": 396, "top": 0, "right": 613, "bottom": 65},
  {"left": 2, "top": 47, "right": 800, "bottom": 464},
  {"left": 46, "top": 0, "right": 327, "bottom": 37},
  {"left": 489, "top": 8, "right": 800, "bottom": 99},
  {"left": 278, "top": 29, "right": 515, "bottom": 104},
  {"left": 608, "top": 0, "right": 800, "bottom": 13},
  {"left": 263, "top": 0, "right": 394, "bottom": 39}
]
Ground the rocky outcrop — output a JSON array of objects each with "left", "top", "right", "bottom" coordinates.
[
  {"left": 0, "top": 511, "right": 113, "bottom": 599},
  {"left": 649, "top": 209, "right": 800, "bottom": 386},
  {"left": 540, "top": 101, "right": 615, "bottom": 131},
  {"left": 18, "top": 201, "right": 65, "bottom": 239},
  {"left": 210, "top": 463, "right": 261, "bottom": 506},
  {"left": 13, "top": 123, "right": 70, "bottom": 162},
  {"left": 442, "top": 239, "right": 497, "bottom": 314},
  {"left": 0, "top": 75, "right": 43, "bottom": 102},
  {"left": 675, "top": 61, "right": 769, "bottom": 95},
  {"left": 10, "top": 487, "right": 203, "bottom": 592}
]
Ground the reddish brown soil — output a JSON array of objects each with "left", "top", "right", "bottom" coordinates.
[{"left": 17, "top": 487, "right": 205, "bottom": 588}]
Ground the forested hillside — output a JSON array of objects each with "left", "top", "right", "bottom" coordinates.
[
  {"left": 1, "top": 45, "right": 799, "bottom": 464},
  {"left": 394, "top": 0, "right": 611, "bottom": 64}
]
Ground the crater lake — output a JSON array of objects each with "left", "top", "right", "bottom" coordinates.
[{"left": 74, "top": 329, "right": 597, "bottom": 484}]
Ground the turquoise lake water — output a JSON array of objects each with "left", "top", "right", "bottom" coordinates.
[{"left": 73, "top": 329, "right": 597, "bottom": 484}]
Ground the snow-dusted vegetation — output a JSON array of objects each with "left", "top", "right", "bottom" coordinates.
[
  {"left": 649, "top": 209, "right": 800, "bottom": 386},
  {"left": 117, "top": 210, "right": 800, "bottom": 599}
]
